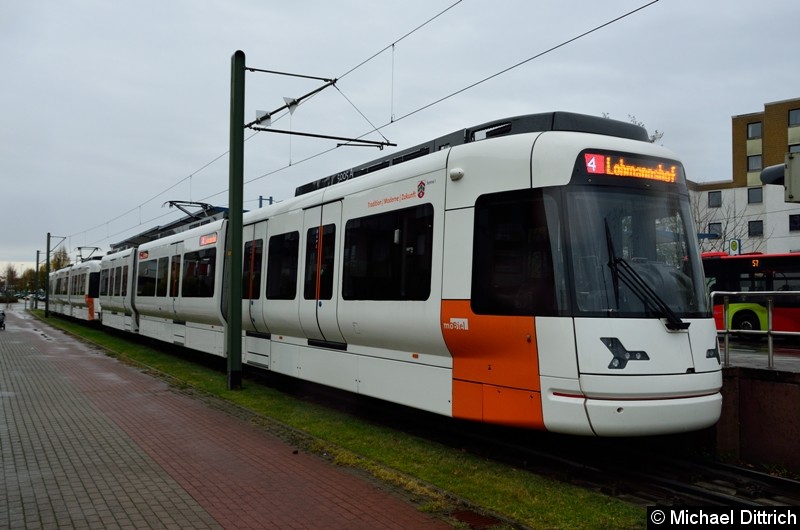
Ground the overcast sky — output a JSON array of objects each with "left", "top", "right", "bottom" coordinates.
[{"left": 1, "top": 0, "right": 797, "bottom": 277}]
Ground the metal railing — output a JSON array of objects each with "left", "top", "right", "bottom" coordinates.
[{"left": 710, "top": 290, "right": 800, "bottom": 369}]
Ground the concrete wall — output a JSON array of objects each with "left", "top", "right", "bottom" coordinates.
[{"left": 716, "top": 367, "right": 800, "bottom": 473}]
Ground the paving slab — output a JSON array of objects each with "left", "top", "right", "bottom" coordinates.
[{"left": 0, "top": 307, "right": 452, "bottom": 529}]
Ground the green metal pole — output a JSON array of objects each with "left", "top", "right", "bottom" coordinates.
[
  {"left": 45, "top": 233, "right": 51, "bottom": 318},
  {"left": 34, "top": 250, "right": 40, "bottom": 310},
  {"left": 226, "top": 50, "right": 245, "bottom": 390}
]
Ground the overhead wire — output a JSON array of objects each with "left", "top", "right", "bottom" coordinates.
[
  {"left": 214, "top": 0, "right": 661, "bottom": 191},
  {"left": 72, "top": 0, "right": 659, "bottom": 252},
  {"left": 71, "top": 2, "right": 466, "bottom": 250}
]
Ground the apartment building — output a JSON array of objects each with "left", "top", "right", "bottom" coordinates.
[{"left": 689, "top": 97, "right": 800, "bottom": 254}]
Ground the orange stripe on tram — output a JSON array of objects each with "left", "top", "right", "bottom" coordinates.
[{"left": 441, "top": 300, "right": 544, "bottom": 429}]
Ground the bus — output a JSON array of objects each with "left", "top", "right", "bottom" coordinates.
[{"left": 702, "top": 251, "right": 800, "bottom": 334}]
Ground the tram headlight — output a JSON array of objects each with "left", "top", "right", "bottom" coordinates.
[{"left": 706, "top": 346, "right": 721, "bottom": 364}]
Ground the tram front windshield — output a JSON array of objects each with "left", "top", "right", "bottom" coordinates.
[
  {"left": 471, "top": 184, "right": 708, "bottom": 320},
  {"left": 562, "top": 185, "right": 708, "bottom": 319}
]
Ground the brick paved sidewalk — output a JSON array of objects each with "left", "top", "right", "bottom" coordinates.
[{"left": 0, "top": 308, "right": 452, "bottom": 529}]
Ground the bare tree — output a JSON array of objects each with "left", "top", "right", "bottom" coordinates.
[
  {"left": 51, "top": 247, "right": 71, "bottom": 271},
  {"left": 4, "top": 264, "right": 19, "bottom": 291},
  {"left": 602, "top": 113, "right": 664, "bottom": 144},
  {"left": 689, "top": 191, "right": 768, "bottom": 254}
]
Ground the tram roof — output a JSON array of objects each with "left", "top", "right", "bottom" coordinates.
[
  {"left": 109, "top": 206, "right": 228, "bottom": 252},
  {"left": 295, "top": 111, "right": 649, "bottom": 197}
]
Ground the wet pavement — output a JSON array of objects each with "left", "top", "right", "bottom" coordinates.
[{"left": 0, "top": 305, "right": 452, "bottom": 529}]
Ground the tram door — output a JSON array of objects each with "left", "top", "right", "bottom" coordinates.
[
  {"left": 299, "top": 202, "right": 346, "bottom": 344},
  {"left": 169, "top": 241, "right": 184, "bottom": 344},
  {"left": 242, "top": 221, "right": 268, "bottom": 333}
]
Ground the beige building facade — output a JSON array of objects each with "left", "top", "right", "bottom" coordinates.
[{"left": 689, "top": 97, "right": 800, "bottom": 254}]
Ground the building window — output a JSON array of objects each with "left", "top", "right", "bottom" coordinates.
[
  {"left": 747, "top": 155, "right": 762, "bottom": 172},
  {"left": 747, "top": 122, "right": 762, "bottom": 139},
  {"left": 790, "top": 109, "right": 800, "bottom": 127},
  {"left": 708, "top": 222, "right": 722, "bottom": 237},
  {"left": 748, "top": 220, "right": 763, "bottom": 237},
  {"left": 747, "top": 187, "right": 763, "bottom": 204},
  {"left": 790, "top": 215, "right": 800, "bottom": 232},
  {"left": 708, "top": 190, "right": 721, "bottom": 208}
]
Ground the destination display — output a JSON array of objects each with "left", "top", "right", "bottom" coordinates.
[{"left": 583, "top": 152, "right": 678, "bottom": 183}]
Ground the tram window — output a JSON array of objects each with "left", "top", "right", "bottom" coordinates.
[
  {"left": 342, "top": 203, "right": 434, "bottom": 301},
  {"left": 170, "top": 255, "right": 180, "bottom": 297},
  {"left": 113, "top": 266, "right": 122, "bottom": 296},
  {"left": 137, "top": 259, "right": 157, "bottom": 296},
  {"left": 266, "top": 231, "right": 299, "bottom": 300},
  {"left": 243, "top": 239, "right": 263, "bottom": 300},
  {"left": 182, "top": 249, "right": 216, "bottom": 297},
  {"left": 304, "top": 224, "right": 336, "bottom": 300},
  {"left": 156, "top": 257, "right": 169, "bottom": 297},
  {"left": 472, "top": 189, "right": 558, "bottom": 316},
  {"left": 100, "top": 269, "right": 109, "bottom": 296},
  {"left": 88, "top": 272, "right": 100, "bottom": 298},
  {"left": 121, "top": 265, "right": 128, "bottom": 297}
]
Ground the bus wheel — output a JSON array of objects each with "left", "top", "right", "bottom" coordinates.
[{"left": 732, "top": 311, "right": 762, "bottom": 341}]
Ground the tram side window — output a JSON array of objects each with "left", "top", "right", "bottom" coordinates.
[
  {"left": 342, "top": 204, "right": 434, "bottom": 301},
  {"left": 266, "top": 232, "right": 299, "bottom": 300},
  {"left": 88, "top": 272, "right": 100, "bottom": 298},
  {"left": 100, "top": 269, "right": 109, "bottom": 296},
  {"left": 137, "top": 259, "right": 157, "bottom": 296},
  {"left": 243, "top": 239, "right": 263, "bottom": 300},
  {"left": 304, "top": 225, "right": 336, "bottom": 301},
  {"left": 472, "top": 189, "right": 558, "bottom": 316},
  {"left": 113, "top": 266, "right": 123, "bottom": 296},
  {"left": 182, "top": 249, "right": 216, "bottom": 297},
  {"left": 121, "top": 265, "right": 128, "bottom": 297},
  {"left": 156, "top": 257, "right": 169, "bottom": 297},
  {"left": 170, "top": 255, "right": 181, "bottom": 297}
]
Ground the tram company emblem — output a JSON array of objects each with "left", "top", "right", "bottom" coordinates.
[
  {"left": 601, "top": 337, "right": 649, "bottom": 369},
  {"left": 417, "top": 180, "right": 426, "bottom": 198}
]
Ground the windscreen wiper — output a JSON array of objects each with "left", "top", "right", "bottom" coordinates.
[
  {"left": 604, "top": 219, "right": 689, "bottom": 331},
  {"left": 604, "top": 220, "right": 621, "bottom": 307}
]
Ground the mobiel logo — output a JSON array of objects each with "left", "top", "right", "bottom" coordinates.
[{"left": 443, "top": 317, "right": 469, "bottom": 331}]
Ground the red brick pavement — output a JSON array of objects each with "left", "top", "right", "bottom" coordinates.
[{"left": 4, "top": 308, "right": 452, "bottom": 529}]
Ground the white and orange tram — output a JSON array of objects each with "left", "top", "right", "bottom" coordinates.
[
  {"left": 53, "top": 112, "right": 722, "bottom": 436},
  {"left": 48, "top": 257, "right": 102, "bottom": 322}
]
